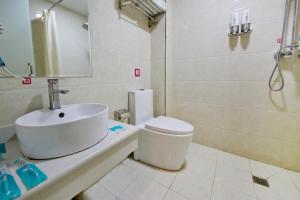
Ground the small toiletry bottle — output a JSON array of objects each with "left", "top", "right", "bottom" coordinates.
[
  {"left": 242, "top": 9, "right": 250, "bottom": 24},
  {"left": 230, "top": 12, "right": 240, "bottom": 34},
  {"left": 241, "top": 9, "right": 251, "bottom": 33},
  {"left": 0, "top": 143, "right": 7, "bottom": 160},
  {"left": 14, "top": 159, "right": 47, "bottom": 190},
  {"left": 0, "top": 164, "right": 21, "bottom": 200}
]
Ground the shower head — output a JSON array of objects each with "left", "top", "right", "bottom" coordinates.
[{"left": 82, "top": 22, "right": 88, "bottom": 30}]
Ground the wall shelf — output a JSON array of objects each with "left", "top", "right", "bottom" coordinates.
[{"left": 118, "top": 0, "right": 166, "bottom": 28}]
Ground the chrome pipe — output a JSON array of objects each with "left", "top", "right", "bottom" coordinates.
[
  {"left": 280, "top": 0, "right": 290, "bottom": 52},
  {"left": 269, "top": 0, "right": 290, "bottom": 91},
  {"left": 291, "top": 0, "right": 299, "bottom": 47}
]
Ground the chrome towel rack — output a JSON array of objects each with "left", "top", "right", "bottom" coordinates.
[{"left": 119, "top": 0, "right": 166, "bottom": 28}]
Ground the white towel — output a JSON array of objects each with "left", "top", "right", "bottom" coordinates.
[{"left": 42, "top": 9, "right": 61, "bottom": 76}]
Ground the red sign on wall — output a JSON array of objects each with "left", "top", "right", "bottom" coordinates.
[
  {"left": 22, "top": 77, "right": 32, "bottom": 85},
  {"left": 135, "top": 68, "right": 141, "bottom": 77}
]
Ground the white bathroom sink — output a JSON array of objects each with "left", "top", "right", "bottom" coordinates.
[{"left": 15, "top": 104, "right": 109, "bottom": 159}]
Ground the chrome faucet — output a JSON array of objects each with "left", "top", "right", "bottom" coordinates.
[{"left": 48, "top": 79, "right": 69, "bottom": 110}]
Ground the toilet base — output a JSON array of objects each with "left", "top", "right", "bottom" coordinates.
[{"left": 134, "top": 128, "right": 193, "bottom": 171}]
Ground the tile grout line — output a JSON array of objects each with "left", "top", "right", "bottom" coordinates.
[
  {"left": 249, "top": 159, "right": 259, "bottom": 200},
  {"left": 286, "top": 170, "right": 300, "bottom": 195},
  {"left": 119, "top": 162, "right": 145, "bottom": 196},
  {"left": 101, "top": 163, "right": 142, "bottom": 199},
  {"left": 121, "top": 161, "right": 172, "bottom": 200},
  {"left": 209, "top": 151, "right": 219, "bottom": 200},
  {"left": 122, "top": 158, "right": 176, "bottom": 192},
  {"left": 165, "top": 164, "right": 191, "bottom": 200}
]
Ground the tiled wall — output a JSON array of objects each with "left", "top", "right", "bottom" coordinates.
[
  {"left": 0, "top": 0, "right": 151, "bottom": 126},
  {"left": 167, "top": 0, "right": 300, "bottom": 171},
  {"left": 29, "top": 0, "right": 91, "bottom": 76},
  {"left": 151, "top": 16, "right": 166, "bottom": 116}
]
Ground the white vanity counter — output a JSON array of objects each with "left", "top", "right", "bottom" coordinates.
[{"left": 2, "top": 120, "right": 139, "bottom": 200}]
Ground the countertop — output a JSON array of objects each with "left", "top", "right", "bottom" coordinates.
[{"left": 0, "top": 120, "right": 139, "bottom": 200}]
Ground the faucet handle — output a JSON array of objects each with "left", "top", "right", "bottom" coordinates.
[{"left": 60, "top": 90, "right": 69, "bottom": 94}]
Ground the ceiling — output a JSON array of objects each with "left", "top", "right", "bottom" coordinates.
[{"left": 47, "top": 0, "right": 88, "bottom": 16}]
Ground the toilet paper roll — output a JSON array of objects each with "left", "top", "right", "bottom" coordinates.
[{"left": 114, "top": 109, "right": 130, "bottom": 122}]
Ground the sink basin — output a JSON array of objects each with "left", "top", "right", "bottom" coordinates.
[{"left": 15, "top": 104, "right": 108, "bottom": 159}]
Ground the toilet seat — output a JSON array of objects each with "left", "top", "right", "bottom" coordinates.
[{"left": 145, "top": 116, "right": 193, "bottom": 135}]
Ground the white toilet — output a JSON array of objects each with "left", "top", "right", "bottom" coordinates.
[{"left": 129, "top": 89, "right": 193, "bottom": 171}]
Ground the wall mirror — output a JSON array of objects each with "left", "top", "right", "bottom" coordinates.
[{"left": 0, "top": 0, "right": 92, "bottom": 78}]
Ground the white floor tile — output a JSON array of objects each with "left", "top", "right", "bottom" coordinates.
[
  {"left": 255, "top": 184, "right": 282, "bottom": 200},
  {"left": 254, "top": 170, "right": 300, "bottom": 200},
  {"left": 211, "top": 183, "right": 256, "bottom": 200},
  {"left": 268, "top": 171, "right": 300, "bottom": 200},
  {"left": 289, "top": 170, "right": 300, "bottom": 192},
  {"left": 188, "top": 143, "right": 219, "bottom": 161},
  {"left": 215, "top": 163, "right": 253, "bottom": 182},
  {"left": 164, "top": 190, "right": 189, "bottom": 200},
  {"left": 183, "top": 153, "right": 216, "bottom": 180},
  {"left": 98, "top": 164, "right": 140, "bottom": 196},
  {"left": 214, "top": 164, "right": 256, "bottom": 197},
  {"left": 171, "top": 169, "right": 213, "bottom": 200},
  {"left": 251, "top": 160, "right": 284, "bottom": 178},
  {"left": 89, "top": 144, "right": 300, "bottom": 200},
  {"left": 122, "top": 158, "right": 146, "bottom": 172},
  {"left": 141, "top": 164, "right": 177, "bottom": 188},
  {"left": 218, "top": 151, "right": 251, "bottom": 172},
  {"left": 269, "top": 170, "right": 297, "bottom": 189},
  {"left": 256, "top": 183, "right": 300, "bottom": 200},
  {"left": 83, "top": 183, "right": 118, "bottom": 200},
  {"left": 119, "top": 174, "right": 168, "bottom": 200}
]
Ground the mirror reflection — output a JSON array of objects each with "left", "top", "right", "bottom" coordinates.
[{"left": 0, "top": 0, "right": 91, "bottom": 78}]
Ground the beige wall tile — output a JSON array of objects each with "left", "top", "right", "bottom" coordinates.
[
  {"left": 167, "top": 0, "right": 300, "bottom": 171},
  {"left": 0, "top": 0, "right": 151, "bottom": 126}
]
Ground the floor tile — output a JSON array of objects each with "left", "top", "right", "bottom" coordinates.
[
  {"left": 211, "top": 183, "right": 256, "bottom": 200},
  {"left": 269, "top": 170, "right": 296, "bottom": 189},
  {"left": 215, "top": 163, "right": 253, "bottom": 182},
  {"left": 214, "top": 164, "right": 256, "bottom": 198},
  {"left": 88, "top": 143, "right": 300, "bottom": 200},
  {"left": 267, "top": 171, "right": 300, "bottom": 200},
  {"left": 183, "top": 153, "right": 217, "bottom": 180},
  {"left": 171, "top": 169, "right": 213, "bottom": 200},
  {"left": 141, "top": 164, "right": 177, "bottom": 188},
  {"left": 251, "top": 160, "right": 284, "bottom": 178},
  {"left": 188, "top": 143, "right": 219, "bottom": 161},
  {"left": 122, "top": 157, "right": 146, "bottom": 172},
  {"left": 119, "top": 174, "right": 168, "bottom": 200},
  {"left": 82, "top": 183, "right": 118, "bottom": 200},
  {"left": 98, "top": 164, "right": 140, "bottom": 196},
  {"left": 164, "top": 190, "right": 189, "bottom": 200},
  {"left": 255, "top": 184, "right": 282, "bottom": 200},
  {"left": 254, "top": 169, "right": 300, "bottom": 200},
  {"left": 289, "top": 170, "right": 300, "bottom": 192},
  {"left": 218, "top": 151, "right": 251, "bottom": 172}
]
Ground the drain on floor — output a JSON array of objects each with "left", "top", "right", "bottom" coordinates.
[{"left": 252, "top": 175, "right": 270, "bottom": 187}]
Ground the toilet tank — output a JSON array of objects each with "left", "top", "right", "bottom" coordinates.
[{"left": 129, "top": 89, "right": 153, "bottom": 125}]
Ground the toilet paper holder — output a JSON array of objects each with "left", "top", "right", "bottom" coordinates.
[{"left": 114, "top": 109, "right": 130, "bottom": 122}]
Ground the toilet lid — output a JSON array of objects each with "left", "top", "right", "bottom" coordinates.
[{"left": 145, "top": 116, "right": 194, "bottom": 135}]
